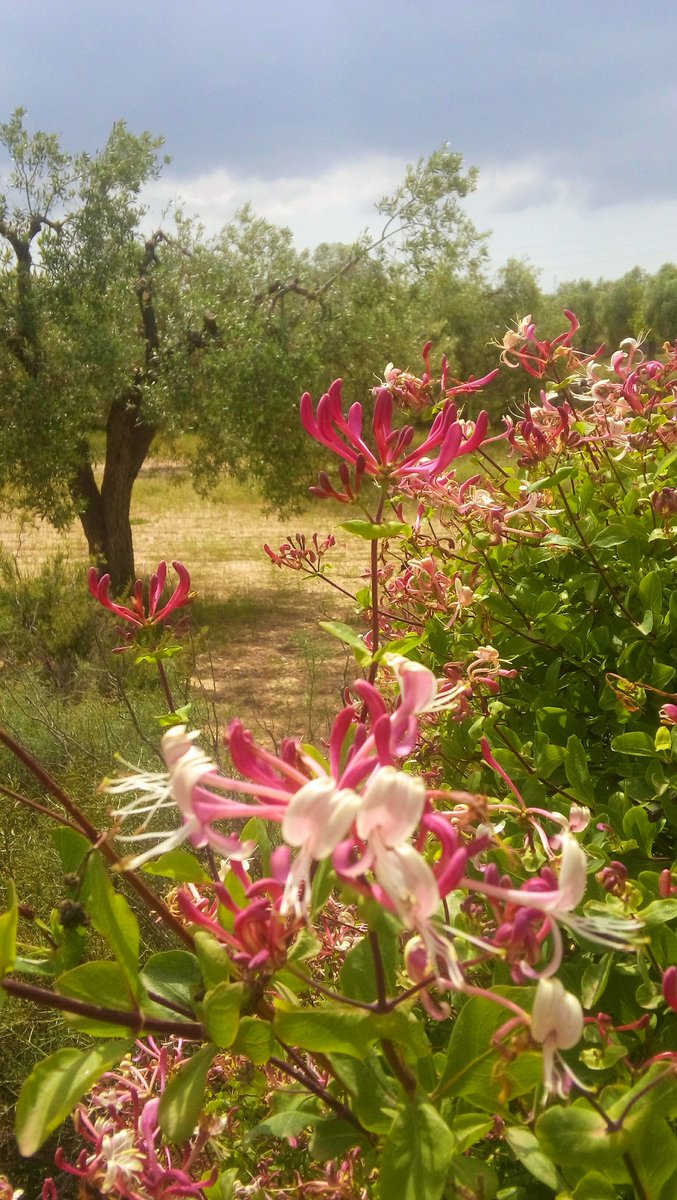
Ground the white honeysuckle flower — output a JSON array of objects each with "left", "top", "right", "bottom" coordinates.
[
  {"left": 96, "top": 1127, "right": 145, "bottom": 1192},
  {"left": 103, "top": 727, "right": 250, "bottom": 869},
  {"left": 356, "top": 766, "right": 425, "bottom": 846},
  {"left": 280, "top": 777, "right": 361, "bottom": 918},
  {"left": 531, "top": 976, "right": 584, "bottom": 1097}
]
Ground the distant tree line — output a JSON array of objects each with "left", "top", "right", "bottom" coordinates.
[{"left": 0, "top": 108, "right": 674, "bottom": 588}]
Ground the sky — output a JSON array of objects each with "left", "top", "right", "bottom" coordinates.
[{"left": 2, "top": 0, "right": 677, "bottom": 290}]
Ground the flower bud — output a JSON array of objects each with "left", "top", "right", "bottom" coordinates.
[
  {"left": 652, "top": 488, "right": 677, "bottom": 518},
  {"left": 663, "top": 966, "right": 677, "bottom": 1014}
]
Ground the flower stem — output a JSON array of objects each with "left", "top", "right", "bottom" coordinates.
[
  {"left": 156, "top": 659, "right": 176, "bottom": 712},
  {"left": 1, "top": 977, "right": 203, "bottom": 1038}
]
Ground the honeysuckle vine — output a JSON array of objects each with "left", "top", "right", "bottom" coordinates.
[{"left": 3, "top": 315, "right": 677, "bottom": 1199}]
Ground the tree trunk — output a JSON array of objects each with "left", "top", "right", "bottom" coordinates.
[{"left": 73, "top": 394, "right": 156, "bottom": 593}]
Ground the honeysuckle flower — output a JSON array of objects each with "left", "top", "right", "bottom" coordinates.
[
  {"left": 653, "top": 488, "right": 677, "bottom": 519},
  {"left": 280, "top": 778, "right": 361, "bottom": 917},
  {"left": 264, "top": 532, "right": 336, "bottom": 571},
  {"left": 105, "top": 659, "right": 445, "bottom": 888},
  {"left": 499, "top": 309, "right": 599, "bottom": 380},
  {"left": 177, "top": 853, "right": 304, "bottom": 973},
  {"left": 659, "top": 703, "right": 677, "bottom": 726},
  {"left": 104, "top": 728, "right": 256, "bottom": 869},
  {"left": 88, "top": 560, "right": 194, "bottom": 638},
  {"left": 301, "top": 375, "right": 493, "bottom": 491},
  {"left": 463, "top": 835, "right": 643, "bottom": 976},
  {"left": 596, "top": 860, "right": 629, "bottom": 896},
  {"left": 51, "top": 1043, "right": 217, "bottom": 1198},
  {"left": 531, "top": 976, "right": 584, "bottom": 1097},
  {"left": 663, "top": 965, "right": 677, "bottom": 1013}
]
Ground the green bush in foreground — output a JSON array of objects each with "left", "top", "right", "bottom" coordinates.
[{"left": 2, "top": 313, "right": 677, "bottom": 1198}]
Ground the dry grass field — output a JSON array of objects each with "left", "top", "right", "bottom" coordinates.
[{"left": 0, "top": 459, "right": 367, "bottom": 746}]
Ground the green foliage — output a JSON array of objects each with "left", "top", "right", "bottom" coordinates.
[
  {"left": 6, "top": 309, "right": 677, "bottom": 1198},
  {"left": 157, "top": 1044, "right": 218, "bottom": 1143},
  {"left": 15, "top": 1039, "right": 132, "bottom": 1155},
  {"left": 379, "top": 1097, "right": 455, "bottom": 1200}
]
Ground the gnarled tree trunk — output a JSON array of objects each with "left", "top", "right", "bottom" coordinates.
[{"left": 73, "top": 393, "right": 156, "bottom": 593}]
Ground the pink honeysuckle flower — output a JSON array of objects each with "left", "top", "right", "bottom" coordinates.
[
  {"left": 54, "top": 1101, "right": 215, "bottom": 1199},
  {"left": 105, "top": 661, "right": 490, "bottom": 951},
  {"left": 659, "top": 703, "right": 677, "bottom": 726},
  {"left": 264, "top": 531, "right": 336, "bottom": 571},
  {"left": 463, "top": 835, "right": 643, "bottom": 977},
  {"left": 280, "top": 778, "right": 362, "bottom": 917},
  {"left": 104, "top": 660, "right": 444, "bottom": 880},
  {"left": 300, "top": 374, "right": 493, "bottom": 491},
  {"left": 499, "top": 309, "right": 601, "bottom": 380},
  {"left": 531, "top": 976, "right": 584, "bottom": 1097},
  {"left": 177, "top": 852, "right": 304, "bottom": 974},
  {"left": 331, "top": 765, "right": 465, "bottom": 981},
  {"left": 663, "top": 966, "right": 677, "bottom": 1013},
  {"left": 88, "top": 560, "right": 194, "bottom": 630},
  {"left": 653, "top": 488, "right": 677, "bottom": 519}
]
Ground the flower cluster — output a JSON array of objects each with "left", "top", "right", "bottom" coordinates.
[
  {"left": 500, "top": 309, "right": 599, "bottom": 379},
  {"left": 88, "top": 560, "right": 195, "bottom": 650},
  {"left": 264, "top": 532, "right": 336, "bottom": 574},
  {"left": 301, "top": 357, "right": 495, "bottom": 502},
  {"left": 42, "top": 1041, "right": 217, "bottom": 1199}
]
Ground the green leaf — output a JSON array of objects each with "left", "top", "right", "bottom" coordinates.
[
  {"left": 581, "top": 953, "right": 612, "bottom": 1008},
  {"left": 241, "top": 816, "right": 272, "bottom": 875},
  {"left": 536, "top": 1105, "right": 628, "bottom": 1181},
  {"left": 233, "top": 1016, "right": 276, "bottom": 1065},
  {"left": 623, "top": 807, "right": 657, "bottom": 857},
  {"left": 81, "top": 853, "right": 140, "bottom": 990},
  {"left": 639, "top": 570, "right": 663, "bottom": 622},
  {"left": 0, "top": 881, "right": 18, "bottom": 983},
  {"left": 318, "top": 620, "right": 371, "bottom": 666},
  {"left": 525, "top": 464, "right": 578, "bottom": 493},
  {"left": 274, "top": 1003, "right": 374, "bottom": 1058},
  {"left": 55, "top": 961, "right": 135, "bottom": 1036},
  {"left": 141, "top": 950, "right": 201, "bottom": 1014},
  {"left": 309, "top": 1117, "right": 361, "bottom": 1161},
  {"left": 340, "top": 519, "right": 412, "bottom": 540},
  {"left": 142, "top": 849, "right": 211, "bottom": 883},
  {"left": 205, "top": 1169, "right": 237, "bottom": 1200},
  {"left": 565, "top": 734, "right": 595, "bottom": 804},
  {"left": 638, "top": 897, "right": 677, "bottom": 925},
  {"left": 338, "top": 924, "right": 398, "bottom": 1003},
  {"left": 15, "top": 1040, "right": 132, "bottom": 1155},
  {"left": 373, "top": 632, "right": 424, "bottom": 663},
  {"left": 273, "top": 1002, "right": 418, "bottom": 1060},
  {"left": 380, "top": 1098, "right": 455, "bottom": 1200},
  {"left": 202, "top": 981, "right": 243, "bottom": 1047},
  {"left": 287, "top": 927, "right": 322, "bottom": 963},
  {"left": 194, "top": 931, "right": 232, "bottom": 988},
  {"left": 51, "top": 826, "right": 90, "bottom": 875},
  {"left": 451, "top": 1113, "right": 494, "bottom": 1153},
  {"left": 656, "top": 725, "right": 672, "bottom": 753},
  {"left": 610, "top": 732, "right": 658, "bottom": 757},
  {"left": 158, "top": 1044, "right": 217, "bottom": 1144},
  {"left": 505, "top": 1126, "right": 559, "bottom": 1190},
  {"left": 248, "top": 1109, "right": 316, "bottom": 1141},
  {"left": 157, "top": 702, "right": 192, "bottom": 728},
  {"left": 328, "top": 1051, "right": 397, "bottom": 1134},
  {"left": 435, "top": 990, "right": 531, "bottom": 1105},
  {"left": 571, "top": 1172, "right": 618, "bottom": 1199}
]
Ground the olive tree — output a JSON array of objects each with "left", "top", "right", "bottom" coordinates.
[{"left": 0, "top": 110, "right": 485, "bottom": 589}]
